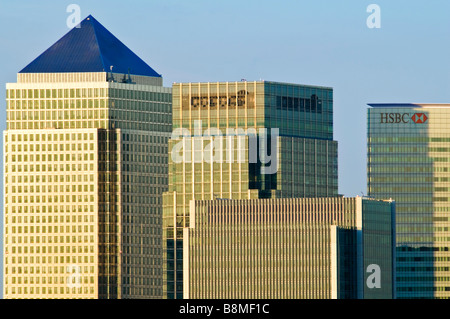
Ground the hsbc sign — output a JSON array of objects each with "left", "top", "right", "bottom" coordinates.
[
  {"left": 380, "top": 113, "right": 428, "bottom": 124},
  {"left": 410, "top": 113, "right": 428, "bottom": 123}
]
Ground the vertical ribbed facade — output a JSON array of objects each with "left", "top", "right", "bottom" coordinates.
[{"left": 185, "top": 197, "right": 394, "bottom": 299}]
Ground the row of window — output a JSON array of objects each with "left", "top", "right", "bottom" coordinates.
[
  {"left": 398, "top": 227, "right": 450, "bottom": 233},
  {"left": 110, "top": 89, "right": 171, "bottom": 102},
  {"left": 6, "top": 143, "right": 94, "bottom": 153},
  {"left": 8, "top": 109, "right": 109, "bottom": 121},
  {"left": 8, "top": 224, "right": 95, "bottom": 234},
  {"left": 7, "top": 277, "right": 95, "bottom": 288},
  {"left": 7, "top": 255, "right": 95, "bottom": 264},
  {"left": 7, "top": 100, "right": 106, "bottom": 113},
  {"left": 369, "top": 137, "right": 450, "bottom": 143},
  {"left": 7, "top": 174, "right": 94, "bottom": 185},
  {"left": 8, "top": 183, "right": 94, "bottom": 192},
  {"left": 5, "top": 286, "right": 96, "bottom": 296},
  {"left": 6, "top": 164, "right": 95, "bottom": 174},
  {"left": 175, "top": 83, "right": 331, "bottom": 100},
  {"left": 7, "top": 99, "right": 170, "bottom": 114},
  {"left": 7, "top": 235, "right": 95, "bottom": 244},
  {"left": 7, "top": 119, "right": 172, "bottom": 131},
  {"left": 398, "top": 257, "right": 450, "bottom": 262},
  {"left": 10, "top": 153, "right": 95, "bottom": 163},
  {"left": 8, "top": 193, "right": 95, "bottom": 203},
  {"left": 7, "top": 214, "right": 94, "bottom": 224},
  {"left": 6, "top": 206, "right": 95, "bottom": 215},
  {"left": 8, "top": 132, "right": 95, "bottom": 142},
  {"left": 396, "top": 236, "right": 450, "bottom": 243},
  {"left": 370, "top": 146, "right": 450, "bottom": 153},
  {"left": 397, "top": 286, "right": 450, "bottom": 292},
  {"left": 7, "top": 88, "right": 107, "bottom": 99}
]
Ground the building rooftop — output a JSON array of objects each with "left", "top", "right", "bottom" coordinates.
[
  {"left": 19, "top": 15, "right": 161, "bottom": 78},
  {"left": 368, "top": 103, "right": 450, "bottom": 108},
  {"left": 173, "top": 80, "right": 332, "bottom": 90}
]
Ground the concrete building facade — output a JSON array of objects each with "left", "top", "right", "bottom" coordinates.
[{"left": 184, "top": 197, "right": 395, "bottom": 299}]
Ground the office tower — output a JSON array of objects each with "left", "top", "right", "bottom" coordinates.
[
  {"left": 3, "top": 15, "right": 171, "bottom": 299},
  {"left": 367, "top": 103, "right": 450, "bottom": 299},
  {"left": 185, "top": 196, "right": 395, "bottom": 299},
  {"left": 163, "top": 81, "right": 338, "bottom": 298}
]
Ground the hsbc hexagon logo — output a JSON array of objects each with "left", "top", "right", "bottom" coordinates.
[
  {"left": 411, "top": 113, "right": 428, "bottom": 124},
  {"left": 380, "top": 113, "right": 428, "bottom": 124}
]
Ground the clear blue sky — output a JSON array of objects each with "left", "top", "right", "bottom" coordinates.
[{"left": 1, "top": 0, "right": 450, "bottom": 297}]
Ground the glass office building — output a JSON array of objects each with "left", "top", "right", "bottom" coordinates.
[
  {"left": 185, "top": 197, "right": 395, "bottom": 299},
  {"left": 368, "top": 103, "right": 450, "bottom": 298},
  {"left": 163, "top": 81, "right": 338, "bottom": 298},
  {"left": 3, "top": 15, "right": 171, "bottom": 298}
]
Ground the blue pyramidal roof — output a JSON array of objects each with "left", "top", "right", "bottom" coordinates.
[{"left": 19, "top": 15, "right": 161, "bottom": 77}]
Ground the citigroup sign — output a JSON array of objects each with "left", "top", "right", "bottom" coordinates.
[{"left": 380, "top": 113, "right": 428, "bottom": 124}]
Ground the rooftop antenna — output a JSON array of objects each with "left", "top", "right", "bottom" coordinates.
[
  {"left": 127, "top": 68, "right": 133, "bottom": 83},
  {"left": 109, "top": 65, "right": 115, "bottom": 82}
]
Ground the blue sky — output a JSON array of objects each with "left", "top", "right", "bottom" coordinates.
[{"left": 1, "top": 0, "right": 450, "bottom": 296}]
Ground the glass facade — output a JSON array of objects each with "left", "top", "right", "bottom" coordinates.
[
  {"left": 3, "top": 72, "right": 171, "bottom": 299},
  {"left": 163, "top": 81, "right": 338, "bottom": 298},
  {"left": 361, "top": 198, "right": 396, "bottom": 299},
  {"left": 3, "top": 129, "right": 99, "bottom": 298},
  {"left": 172, "top": 81, "right": 333, "bottom": 140},
  {"left": 368, "top": 104, "right": 450, "bottom": 298}
]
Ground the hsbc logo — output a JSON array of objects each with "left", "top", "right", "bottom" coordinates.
[
  {"left": 410, "top": 113, "right": 428, "bottom": 124},
  {"left": 380, "top": 113, "right": 428, "bottom": 124}
]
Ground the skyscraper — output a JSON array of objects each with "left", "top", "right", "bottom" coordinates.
[
  {"left": 163, "top": 81, "right": 338, "bottom": 298},
  {"left": 368, "top": 103, "right": 450, "bottom": 298},
  {"left": 3, "top": 15, "right": 172, "bottom": 298}
]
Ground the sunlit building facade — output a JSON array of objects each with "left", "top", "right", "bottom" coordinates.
[
  {"left": 368, "top": 103, "right": 450, "bottom": 298},
  {"left": 163, "top": 81, "right": 338, "bottom": 298},
  {"left": 185, "top": 197, "right": 395, "bottom": 299},
  {"left": 3, "top": 15, "right": 171, "bottom": 299}
]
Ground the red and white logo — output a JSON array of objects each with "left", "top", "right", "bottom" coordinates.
[
  {"left": 411, "top": 113, "right": 428, "bottom": 124},
  {"left": 380, "top": 112, "right": 428, "bottom": 124}
]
